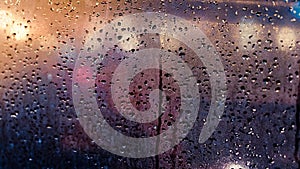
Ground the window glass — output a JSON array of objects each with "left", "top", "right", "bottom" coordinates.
[{"left": 0, "top": 0, "right": 299, "bottom": 168}]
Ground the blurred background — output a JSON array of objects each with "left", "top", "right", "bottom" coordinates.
[{"left": 0, "top": 0, "right": 299, "bottom": 168}]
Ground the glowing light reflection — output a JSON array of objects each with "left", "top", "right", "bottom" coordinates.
[
  {"left": 0, "top": 10, "right": 29, "bottom": 41},
  {"left": 225, "top": 163, "right": 248, "bottom": 169},
  {"left": 238, "top": 17, "right": 261, "bottom": 50},
  {"left": 277, "top": 27, "right": 296, "bottom": 51},
  {"left": 290, "top": 2, "right": 300, "bottom": 18}
]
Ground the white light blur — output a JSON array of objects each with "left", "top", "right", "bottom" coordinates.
[
  {"left": 238, "top": 17, "right": 261, "bottom": 50},
  {"left": 277, "top": 27, "right": 296, "bottom": 51},
  {"left": 10, "top": 23, "right": 29, "bottom": 40},
  {"left": 0, "top": 10, "right": 29, "bottom": 41},
  {"left": 225, "top": 163, "right": 249, "bottom": 169},
  {"left": 0, "top": 10, "right": 12, "bottom": 29}
]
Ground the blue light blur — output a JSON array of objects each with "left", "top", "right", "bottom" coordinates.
[{"left": 290, "top": 2, "right": 300, "bottom": 18}]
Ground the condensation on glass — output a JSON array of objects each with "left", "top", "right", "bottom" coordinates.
[{"left": 0, "top": 0, "right": 299, "bottom": 169}]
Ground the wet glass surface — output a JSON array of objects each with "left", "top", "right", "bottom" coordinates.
[{"left": 0, "top": 0, "right": 299, "bottom": 168}]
